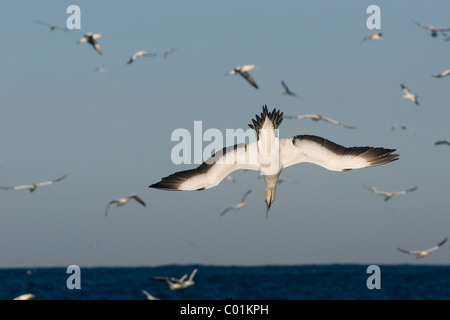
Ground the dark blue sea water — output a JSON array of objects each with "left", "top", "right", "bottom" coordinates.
[{"left": 2, "top": 264, "right": 450, "bottom": 300}]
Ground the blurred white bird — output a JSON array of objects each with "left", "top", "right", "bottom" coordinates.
[
  {"left": 219, "top": 189, "right": 251, "bottom": 217},
  {"left": 285, "top": 113, "right": 355, "bottom": 129},
  {"left": 13, "top": 293, "right": 35, "bottom": 300},
  {"left": 397, "top": 237, "right": 447, "bottom": 259},
  {"left": 78, "top": 32, "right": 102, "bottom": 55},
  {"left": 413, "top": 19, "right": 450, "bottom": 37},
  {"left": 142, "top": 290, "right": 160, "bottom": 300},
  {"left": 400, "top": 84, "right": 419, "bottom": 105},
  {"left": 127, "top": 50, "right": 157, "bottom": 64},
  {"left": 227, "top": 64, "right": 259, "bottom": 89},
  {"left": 435, "top": 139, "right": 450, "bottom": 146},
  {"left": 152, "top": 265, "right": 198, "bottom": 290},
  {"left": 0, "top": 174, "right": 67, "bottom": 192},
  {"left": 105, "top": 193, "right": 146, "bottom": 217},
  {"left": 363, "top": 184, "right": 418, "bottom": 201},
  {"left": 281, "top": 80, "right": 299, "bottom": 97},
  {"left": 432, "top": 69, "right": 450, "bottom": 78},
  {"left": 163, "top": 47, "right": 176, "bottom": 59},
  {"left": 362, "top": 32, "right": 382, "bottom": 42}
]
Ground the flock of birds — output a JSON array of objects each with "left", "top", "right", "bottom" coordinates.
[{"left": 6, "top": 14, "right": 450, "bottom": 300}]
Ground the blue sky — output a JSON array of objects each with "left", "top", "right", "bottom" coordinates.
[{"left": 1, "top": 0, "right": 450, "bottom": 268}]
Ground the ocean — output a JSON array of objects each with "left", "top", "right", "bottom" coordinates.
[{"left": 2, "top": 264, "right": 450, "bottom": 301}]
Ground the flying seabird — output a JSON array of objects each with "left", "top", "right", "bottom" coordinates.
[
  {"left": 219, "top": 189, "right": 251, "bottom": 217},
  {"left": 78, "top": 32, "right": 102, "bottom": 55},
  {"left": 387, "top": 122, "right": 415, "bottom": 136},
  {"left": 363, "top": 184, "right": 418, "bottom": 201},
  {"left": 435, "top": 139, "right": 450, "bottom": 146},
  {"left": 36, "top": 20, "right": 69, "bottom": 32},
  {"left": 127, "top": 50, "right": 157, "bottom": 64},
  {"left": 432, "top": 69, "right": 450, "bottom": 78},
  {"left": 142, "top": 290, "right": 160, "bottom": 300},
  {"left": 397, "top": 237, "right": 448, "bottom": 259},
  {"left": 0, "top": 174, "right": 67, "bottom": 192},
  {"left": 285, "top": 113, "right": 355, "bottom": 129},
  {"left": 281, "top": 80, "right": 298, "bottom": 97},
  {"left": 149, "top": 105, "right": 399, "bottom": 218},
  {"left": 163, "top": 47, "right": 176, "bottom": 59},
  {"left": 413, "top": 19, "right": 450, "bottom": 37},
  {"left": 362, "top": 32, "right": 382, "bottom": 42},
  {"left": 227, "top": 64, "right": 259, "bottom": 89},
  {"left": 13, "top": 293, "right": 35, "bottom": 300},
  {"left": 400, "top": 84, "right": 419, "bottom": 105},
  {"left": 105, "top": 193, "right": 146, "bottom": 217},
  {"left": 152, "top": 265, "right": 198, "bottom": 290}
]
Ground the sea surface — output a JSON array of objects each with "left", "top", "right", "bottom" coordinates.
[{"left": 1, "top": 264, "right": 450, "bottom": 300}]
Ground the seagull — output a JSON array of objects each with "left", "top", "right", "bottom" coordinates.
[
  {"left": 227, "top": 64, "right": 259, "bottom": 89},
  {"left": 127, "top": 50, "right": 157, "bottom": 64},
  {"left": 281, "top": 80, "right": 298, "bottom": 97},
  {"left": 435, "top": 139, "right": 450, "bottom": 146},
  {"left": 432, "top": 69, "right": 450, "bottom": 78},
  {"left": 0, "top": 174, "right": 67, "bottom": 192},
  {"left": 413, "top": 19, "right": 450, "bottom": 37},
  {"left": 13, "top": 293, "right": 35, "bottom": 300},
  {"left": 149, "top": 105, "right": 399, "bottom": 218},
  {"left": 397, "top": 237, "right": 447, "bottom": 259},
  {"left": 152, "top": 265, "right": 198, "bottom": 290},
  {"left": 163, "top": 47, "right": 176, "bottom": 59},
  {"left": 105, "top": 193, "right": 146, "bottom": 217},
  {"left": 78, "top": 32, "right": 102, "bottom": 55},
  {"left": 285, "top": 113, "right": 355, "bottom": 129},
  {"left": 363, "top": 184, "right": 418, "bottom": 201},
  {"left": 142, "top": 290, "right": 160, "bottom": 300},
  {"left": 36, "top": 20, "right": 69, "bottom": 32},
  {"left": 219, "top": 189, "right": 251, "bottom": 217},
  {"left": 362, "top": 32, "right": 382, "bottom": 42},
  {"left": 400, "top": 84, "right": 419, "bottom": 105}
]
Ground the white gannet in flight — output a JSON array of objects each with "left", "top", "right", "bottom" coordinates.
[
  {"left": 78, "top": 32, "right": 102, "bottom": 55},
  {"left": 142, "top": 290, "right": 160, "bottom": 300},
  {"left": 149, "top": 105, "right": 399, "bottom": 218},
  {"left": 281, "top": 80, "right": 298, "bottom": 97},
  {"left": 285, "top": 113, "right": 355, "bottom": 129},
  {"left": 362, "top": 32, "right": 382, "bottom": 42},
  {"left": 397, "top": 237, "right": 448, "bottom": 259},
  {"left": 219, "top": 189, "right": 252, "bottom": 217},
  {"left": 413, "top": 19, "right": 450, "bottom": 37},
  {"left": 435, "top": 139, "right": 450, "bottom": 146},
  {"left": 163, "top": 47, "right": 176, "bottom": 59},
  {"left": 127, "top": 50, "right": 157, "bottom": 64},
  {"left": 432, "top": 69, "right": 450, "bottom": 78},
  {"left": 105, "top": 193, "right": 146, "bottom": 217},
  {"left": 0, "top": 174, "right": 67, "bottom": 192},
  {"left": 36, "top": 20, "right": 69, "bottom": 32},
  {"left": 400, "top": 84, "right": 419, "bottom": 105},
  {"left": 152, "top": 265, "right": 198, "bottom": 290},
  {"left": 227, "top": 64, "right": 259, "bottom": 89},
  {"left": 363, "top": 184, "right": 418, "bottom": 201},
  {"left": 13, "top": 293, "right": 35, "bottom": 300}
]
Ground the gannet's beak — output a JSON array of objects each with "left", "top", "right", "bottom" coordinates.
[{"left": 265, "top": 202, "right": 271, "bottom": 219}]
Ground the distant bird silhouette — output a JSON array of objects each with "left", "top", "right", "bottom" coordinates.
[
  {"left": 413, "top": 19, "right": 450, "bottom": 37},
  {"left": 152, "top": 265, "right": 198, "bottom": 290},
  {"left": 397, "top": 237, "right": 447, "bottom": 259},
  {"left": 13, "top": 293, "right": 35, "bottom": 300},
  {"left": 78, "top": 32, "right": 102, "bottom": 55},
  {"left": 127, "top": 50, "right": 157, "bottom": 64},
  {"left": 281, "top": 80, "right": 298, "bottom": 97},
  {"left": 0, "top": 174, "right": 67, "bottom": 192},
  {"left": 362, "top": 32, "right": 382, "bottom": 42},
  {"left": 95, "top": 67, "right": 109, "bottom": 74},
  {"left": 227, "top": 64, "right": 259, "bottom": 89},
  {"left": 105, "top": 193, "right": 146, "bottom": 217},
  {"left": 163, "top": 47, "right": 176, "bottom": 59},
  {"left": 36, "top": 20, "right": 69, "bottom": 32},
  {"left": 435, "top": 139, "right": 450, "bottom": 146},
  {"left": 363, "top": 184, "right": 418, "bottom": 201},
  {"left": 142, "top": 290, "right": 160, "bottom": 300},
  {"left": 387, "top": 122, "right": 415, "bottom": 136},
  {"left": 285, "top": 113, "right": 355, "bottom": 129},
  {"left": 400, "top": 84, "right": 419, "bottom": 105},
  {"left": 219, "top": 189, "right": 251, "bottom": 217},
  {"left": 432, "top": 69, "right": 450, "bottom": 78}
]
